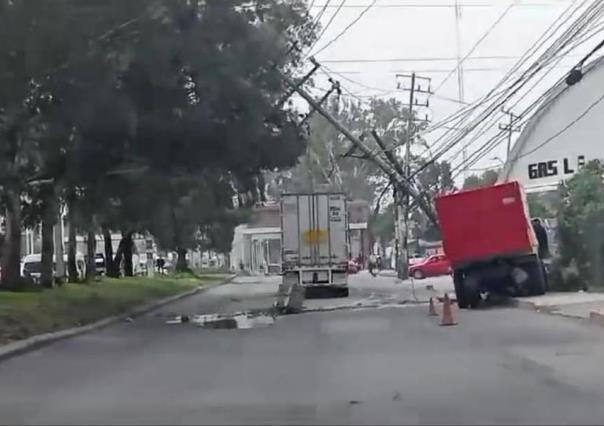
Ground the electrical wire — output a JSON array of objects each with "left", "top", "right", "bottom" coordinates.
[
  {"left": 448, "top": 11, "right": 604, "bottom": 173},
  {"left": 308, "top": 2, "right": 579, "bottom": 8},
  {"left": 433, "top": 2, "right": 515, "bottom": 94},
  {"left": 313, "top": 0, "right": 347, "bottom": 48},
  {"left": 413, "top": 0, "right": 604, "bottom": 176},
  {"left": 310, "top": 0, "right": 378, "bottom": 56}
]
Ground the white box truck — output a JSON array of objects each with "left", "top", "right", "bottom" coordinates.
[{"left": 280, "top": 192, "right": 349, "bottom": 297}]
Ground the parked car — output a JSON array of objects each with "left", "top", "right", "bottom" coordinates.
[
  {"left": 408, "top": 254, "right": 451, "bottom": 279},
  {"left": 408, "top": 255, "right": 426, "bottom": 267},
  {"left": 95, "top": 253, "right": 106, "bottom": 276},
  {"left": 21, "top": 253, "right": 87, "bottom": 283}
]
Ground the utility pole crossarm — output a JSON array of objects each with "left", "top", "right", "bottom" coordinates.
[
  {"left": 371, "top": 130, "right": 405, "bottom": 178},
  {"left": 500, "top": 107, "right": 522, "bottom": 158}
]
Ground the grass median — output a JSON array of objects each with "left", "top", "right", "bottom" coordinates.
[{"left": 0, "top": 273, "right": 229, "bottom": 345}]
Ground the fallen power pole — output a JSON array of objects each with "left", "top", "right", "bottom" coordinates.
[{"left": 280, "top": 72, "right": 438, "bottom": 227}]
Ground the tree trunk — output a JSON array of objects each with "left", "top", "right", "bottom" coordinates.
[
  {"left": 102, "top": 225, "right": 115, "bottom": 277},
  {"left": 40, "top": 192, "right": 56, "bottom": 289},
  {"left": 54, "top": 208, "right": 65, "bottom": 285},
  {"left": 176, "top": 248, "right": 188, "bottom": 272},
  {"left": 67, "top": 197, "right": 78, "bottom": 283},
  {"left": 1, "top": 189, "right": 22, "bottom": 290},
  {"left": 86, "top": 224, "right": 96, "bottom": 282},
  {"left": 112, "top": 239, "right": 124, "bottom": 278},
  {"left": 122, "top": 232, "right": 134, "bottom": 277}
]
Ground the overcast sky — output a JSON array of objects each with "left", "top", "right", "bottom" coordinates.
[{"left": 302, "top": 0, "right": 598, "bottom": 180}]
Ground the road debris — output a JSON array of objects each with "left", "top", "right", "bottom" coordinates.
[{"left": 165, "top": 311, "right": 276, "bottom": 329}]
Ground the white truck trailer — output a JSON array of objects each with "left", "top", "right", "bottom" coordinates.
[{"left": 280, "top": 192, "right": 349, "bottom": 297}]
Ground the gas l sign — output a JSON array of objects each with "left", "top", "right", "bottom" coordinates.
[{"left": 527, "top": 155, "right": 586, "bottom": 180}]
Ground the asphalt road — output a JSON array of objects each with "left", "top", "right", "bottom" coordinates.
[{"left": 3, "top": 273, "right": 604, "bottom": 424}]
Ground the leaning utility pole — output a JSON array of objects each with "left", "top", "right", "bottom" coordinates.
[
  {"left": 499, "top": 107, "right": 521, "bottom": 160},
  {"left": 395, "top": 72, "right": 431, "bottom": 279},
  {"left": 280, "top": 72, "right": 438, "bottom": 227}
]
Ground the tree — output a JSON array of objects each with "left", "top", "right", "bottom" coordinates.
[
  {"left": 556, "top": 160, "right": 604, "bottom": 289},
  {"left": 462, "top": 169, "right": 499, "bottom": 190},
  {"left": 1, "top": 0, "right": 316, "bottom": 287}
]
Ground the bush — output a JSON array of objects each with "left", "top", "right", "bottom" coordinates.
[
  {"left": 548, "top": 259, "right": 587, "bottom": 292},
  {"left": 556, "top": 160, "right": 604, "bottom": 290}
]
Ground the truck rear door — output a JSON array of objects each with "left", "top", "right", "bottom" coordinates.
[{"left": 280, "top": 193, "right": 347, "bottom": 269}]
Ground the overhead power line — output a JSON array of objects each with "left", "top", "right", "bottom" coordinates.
[
  {"left": 433, "top": 2, "right": 515, "bottom": 93},
  {"left": 314, "top": 0, "right": 347, "bottom": 44},
  {"left": 310, "top": 0, "right": 378, "bottom": 56},
  {"left": 309, "top": 2, "right": 576, "bottom": 8},
  {"left": 320, "top": 55, "right": 537, "bottom": 63},
  {"left": 448, "top": 1, "right": 604, "bottom": 172},
  {"left": 412, "top": 0, "right": 604, "bottom": 177}
]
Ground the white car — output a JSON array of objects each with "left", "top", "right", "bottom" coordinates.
[{"left": 21, "top": 253, "right": 86, "bottom": 283}]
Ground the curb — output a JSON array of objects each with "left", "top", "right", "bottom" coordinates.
[
  {"left": 512, "top": 299, "right": 539, "bottom": 311},
  {"left": 0, "top": 275, "right": 235, "bottom": 362},
  {"left": 589, "top": 310, "right": 604, "bottom": 326}
]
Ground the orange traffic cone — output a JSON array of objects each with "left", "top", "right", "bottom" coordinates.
[
  {"left": 428, "top": 297, "right": 438, "bottom": 317},
  {"left": 440, "top": 293, "right": 457, "bottom": 326}
]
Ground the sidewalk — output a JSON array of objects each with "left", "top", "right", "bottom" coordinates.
[{"left": 517, "top": 291, "right": 604, "bottom": 322}]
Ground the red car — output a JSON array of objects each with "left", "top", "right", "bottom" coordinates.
[{"left": 409, "top": 254, "right": 451, "bottom": 279}]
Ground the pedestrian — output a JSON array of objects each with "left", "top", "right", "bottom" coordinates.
[
  {"left": 531, "top": 218, "right": 550, "bottom": 259},
  {"left": 368, "top": 253, "right": 377, "bottom": 277}
]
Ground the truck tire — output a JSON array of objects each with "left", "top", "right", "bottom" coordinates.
[
  {"left": 454, "top": 271, "right": 480, "bottom": 309},
  {"left": 453, "top": 271, "right": 468, "bottom": 309},
  {"left": 413, "top": 269, "right": 425, "bottom": 280},
  {"left": 527, "top": 259, "right": 547, "bottom": 296}
]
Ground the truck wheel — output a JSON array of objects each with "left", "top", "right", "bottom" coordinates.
[
  {"left": 542, "top": 262, "right": 550, "bottom": 293},
  {"left": 456, "top": 272, "right": 481, "bottom": 309},
  {"left": 453, "top": 271, "right": 468, "bottom": 309},
  {"left": 528, "top": 260, "right": 547, "bottom": 296}
]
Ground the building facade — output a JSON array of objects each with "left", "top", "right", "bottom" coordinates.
[{"left": 500, "top": 57, "right": 604, "bottom": 192}]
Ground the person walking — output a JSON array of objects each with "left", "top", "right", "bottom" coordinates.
[{"left": 368, "top": 253, "right": 377, "bottom": 277}]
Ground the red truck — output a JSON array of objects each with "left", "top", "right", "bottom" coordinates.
[{"left": 435, "top": 181, "right": 547, "bottom": 308}]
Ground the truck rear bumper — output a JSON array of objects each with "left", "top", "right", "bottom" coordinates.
[{"left": 282, "top": 268, "right": 348, "bottom": 287}]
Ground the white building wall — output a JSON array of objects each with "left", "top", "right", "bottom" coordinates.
[{"left": 502, "top": 57, "right": 604, "bottom": 191}]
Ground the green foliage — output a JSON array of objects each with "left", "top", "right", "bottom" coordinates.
[
  {"left": 556, "top": 160, "right": 604, "bottom": 289},
  {"left": 462, "top": 169, "right": 499, "bottom": 190},
  {"left": 0, "top": 0, "right": 316, "bottom": 287},
  {"left": 527, "top": 192, "right": 558, "bottom": 219},
  {"left": 0, "top": 274, "right": 226, "bottom": 343},
  {"left": 371, "top": 203, "right": 395, "bottom": 245}
]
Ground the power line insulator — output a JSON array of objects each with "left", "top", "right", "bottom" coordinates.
[{"left": 566, "top": 68, "right": 583, "bottom": 86}]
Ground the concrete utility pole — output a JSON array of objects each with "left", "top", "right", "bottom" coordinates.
[
  {"left": 395, "top": 72, "right": 431, "bottom": 279},
  {"left": 499, "top": 107, "right": 521, "bottom": 160}
]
